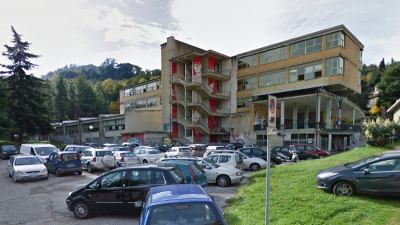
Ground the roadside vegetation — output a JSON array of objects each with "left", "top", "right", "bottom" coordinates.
[{"left": 225, "top": 144, "right": 400, "bottom": 225}]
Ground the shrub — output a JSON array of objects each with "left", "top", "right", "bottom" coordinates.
[{"left": 363, "top": 117, "right": 399, "bottom": 146}]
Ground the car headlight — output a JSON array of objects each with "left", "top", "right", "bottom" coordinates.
[
  {"left": 41, "top": 168, "right": 47, "bottom": 173},
  {"left": 318, "top": 172, "right": 337, "bottom": 179}
]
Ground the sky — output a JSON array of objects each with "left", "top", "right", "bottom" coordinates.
[{"left": 0, "top": 0, "right": 399, "bottom": 77}]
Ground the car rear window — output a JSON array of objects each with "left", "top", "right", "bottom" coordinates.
[
  {"left": 2, "top": 145, "right": 16, "bottom": 151},
  {"left": 62, "top": 153, "right": 78, "bottom": 161},
  {"left": 96, "top": 151, "right": 113, "bottom": 157},
  {"left": 179, "top": 148, "right": 191, "bottom": 152},
  {"left": 121, "top": 152, "right": 136, "bottom": 158},
  {"left": 15, "top": 157, "right": 42, "bottom": 165},
  {"left": 149, "top": 202, "right": 220, "bottom": 225},
  {"left": 35, "top": 146, "right": 57, "bottom": 156}
]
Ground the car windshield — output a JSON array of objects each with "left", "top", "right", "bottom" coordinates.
[
  {"left": 35, "top": 146, "right": 57, "bottom": 156},
  {"left": 203, "top": 159, "right": 219, "bottom": 168},
  {"left": 149, "top": 202, "right": 221, "bottom": 225},
  {"left": 15, "top": 157, "right": 42, "bottom": 165},
  {"left": 121, "top": 152, "right": 136, "bottom": 158},
  {"left": 345, "top": 155, "right": 381, "bottom": 168},
  {"left": 96, "top": 151, "right": 113, "bottom": 157},
  {"left": 2, "top": 145, "right": 16, "bottom": 151},
  {"left": 148, "top": 149, "right": 161, "bottom": 154}
]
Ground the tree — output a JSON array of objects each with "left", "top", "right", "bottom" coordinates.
[
  {"left": 68, "top": 80, "right": 78, "bottom": 119},
  {"left": 54, "top": 75, "right": 69, "bottom": 121},
  {"left": 76, "top": 76, "right": 97, "bottom": 117},
  {"left": 379, "top": 58, "right": 386, "bottom": 72},
  {"left": 0, "top": 26, "right": 51, "bottom": 144},
  {"left": 377, "top": 62, "right": 400, "bottom": 109},
  {"left": 0, "top": 78, "right": 12, "bottom": 138}
]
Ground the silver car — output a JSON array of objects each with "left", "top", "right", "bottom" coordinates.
[
  {"left": 7, "top": 156, "right": 48, "bottom": 183},
  {"left": 80, "top": 149, "right": 116, "bottom": 173},
  {"left": 113, "top": 151, "right": 139, "bottom": 167}
]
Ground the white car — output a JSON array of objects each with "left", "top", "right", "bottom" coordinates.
[
  {"left": 205, "top": 152, "right": 244, "bottom": 170},
  {"left": 7, "top": 156, "right": 48, "bottom": 183},
  {"left": 158, "top": 157, "right": 244, "bottom": 187},
  {"left": 113, "top": 151, "right": 139, "bottom": 167},
  {"left": 164, "top": 147, "right": 192, "bottom": 158},
  {"left": 80, "top": 149, "right": 116, "bottom": 173},
  {"left": 19, "top": 143, "right": 58, "bottom": 163},
  {"left": 208, "top": 150, "right": 267, "bottom": 171},
  {"left": 134, "top": 146, "right": 164, "bottom": 164}
]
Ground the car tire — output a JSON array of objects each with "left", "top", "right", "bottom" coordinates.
[
  {"left": 333, "top": 181, "right": 355, "bottom": 196},
  {"left": 87, "top": 163, "right": 94, "bottom": 173},
  {"left": 77, "top": 171, "right": 82, "bottom": 175},
  {"left": 143, "top": 159, "right": 148, "bottom": 164},
  {"left": 72, "top": 201, "right": 91, "bottom": 219},
  {"left": 250, "top": 163, "right": 261, "bottom": 172},
  {"left": 217, "top": 175, "right": 231, "bottom": 187}
]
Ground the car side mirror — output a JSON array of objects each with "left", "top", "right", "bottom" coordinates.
[{"left": 363, "top": 168, "right": 370, "bottom": 175}]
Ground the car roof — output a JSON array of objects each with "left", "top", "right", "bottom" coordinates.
[
  {"left": 13, "top": 155, "right": 39, "bottom": 159},
  {"left": 147, "top": 184, "right": 211, "bottom": 206},
  {"left": 113, "top": 150, "right": 132, "bottom": 153},
  {"left": 382, "top": 151, "right": 400, "bottom": 156},
  {"left": 21, "top": 144, "right": 56, "bottom": 147}
]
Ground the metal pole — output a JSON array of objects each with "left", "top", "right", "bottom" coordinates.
[{"left": 265, "top": 134, "right": 270, "bottom": 225}]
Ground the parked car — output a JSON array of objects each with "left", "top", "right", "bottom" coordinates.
[
  {"left": 84, "top": 143, "right": 98, "bottom": 148},
  {"left": 271, "top": 146, "right": 300, "bottom": 162},
  {"left": 113, "top": 151, "right": 139, "bottom": 167},
  {"left": 164, "top": 146, "right": 192, "bottom": 158},
  {"left": 291, "top": 144, "right": 329, "bottom": 157},
  {"left": 205, "top": 152, "right": 244, "bottom": 170},
  {"left": 289, "top": 145, "right": 320, "bottom": 160},
  {"left": 45, "top": 151, "right": 82, "bottom": 176},
  {"left": 225, "top": 142, "right": 244, "bottom": 150},
  {"left": 134, "top": 146, "right": 164, "bottom": 164},
  {"left": 157, "top": 161, "right": 208, "bottom": 188},
  {"left": 0, "top": 144, "right": 17, "bottom": 159},
  {"left": 20, "top": 144, "right": 58, "bottom": 163},
  {"left": 188, "top": 144, "right": 207, "bottom": 157},
  {"left": 103, "top": 143, "right": 118, "bottom": 148},
  {"left": 80, "top": 149, "right": 116, "bottom": 173},
  {"left": 66, "top": 166, "right": 186, "bottom": 219},
  {"left": 239, "top": 147, "right": 283, "bottom": 165},
  {"left": 317, "top": 152, "right": 400, "bottom": 196},
  {"left": 203, "top": 146, "right": 226, "bottom": 157},
  {"left": 63, "top": 145, "right": 90, "bottom": 154},
  {"left": 7, "top": 155, "right": 48, "bottom": 183},
  {"left": 139, "top": 184, "right": 227, "bottom": 225},
  {"left": 207, "top": 150, "right": 266, "bottom": 171},
  {"left": 103, "top": 146, "right": 128, "bottom": 152},
  {"left": 158, "top": 157, "right": 244, "bottom": 187}
]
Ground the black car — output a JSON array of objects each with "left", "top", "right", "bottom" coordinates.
[
  {"left": 0, "top": 144, "right": 17, "bottom": 159},
  {"left": 289, "top": 145, "right": 320, "bottom": 160},
  {"left": 225, "top": 143, "right": 243, "bottom": 150},
  {"left": 66, "top": 166, "right": 185, "bottom": 219},
  {"left": 239, "top": 147, "right": 283, "bottom": 165},
  {"left": 271, "top": 146, "right": 298, "bottom": 162},
  {"left": 316, "top": 152, "right": 400, "bottom": 196}
]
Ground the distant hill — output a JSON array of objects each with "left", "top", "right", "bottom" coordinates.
[{"left": 42, "top": 58, "right": 161, "bottom": 81}]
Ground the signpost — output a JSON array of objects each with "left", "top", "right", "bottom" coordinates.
[{"left": 265, "top": 95, "right": 277, "bottom": 225}]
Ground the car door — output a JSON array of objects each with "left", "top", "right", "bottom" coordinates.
[
  {"left": 356, "top": 158, "right": 400, "bottom": 194},
  {"left": 45, "top": 153, "right": 56, "bottom": 173},
  {"left": 122, "top": 168, "right": 152, "bottom": 208},
  {"left": 198, "top": 160, "right": 216, "bottom": 182},
  {"left": 89, "top": 170, "right": 127, "bottom": 211}
]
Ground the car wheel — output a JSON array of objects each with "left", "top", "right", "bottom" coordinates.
[
  {"left": 73, "top": 201, "right": 91, "bottom": 219},
  {"left": 250, "top": 163, "right": 261, "bottom": 172},
  {"left": 55, "top": 169, "right": 61, "bottom": 177},
  {"left": 333, "top": 181, "right": 355, "bottom": 196},
  {"left": 143, "top": 159, "right": 148, "bottom": 164},
  {"left": 217, "top": 175, "right": 231, "bottom": 187},
  {"left": 12, "top": 174, "right": 18, "bottom": 183},
  {"left": 87, "top": 163, "right": 94, "bottom": 173},
  {"left": 77, "top": 171, "right": 82, "bottom": 175}
]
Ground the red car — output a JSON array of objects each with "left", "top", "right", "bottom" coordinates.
[{"left": 291, "top": 144, "right": 329, "bottom": 157}]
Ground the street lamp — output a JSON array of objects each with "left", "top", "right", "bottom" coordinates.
[{"left": 89, "top": 125, "right": 94, "bottom": 144}]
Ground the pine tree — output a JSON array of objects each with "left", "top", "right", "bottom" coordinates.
[
  {"left": 54, "top": 74, "right": 69, "bottom": 121},
  {"left": 0, "top": 26, "right": 51, "bottom": 144},
  {"left": 68, "top": 80, "right": 78, "bottom": 119},
  {"left": 76, "top": 76, "right": 97, "bottom": 117},
  {"left": 377, "top": 62, "right": 400, "bottom": 109},
  {"left": 0, "top": 78, "right": 12, "bottom": 138},
  {"left": 379, "top": 58, "right": 386, "bottom": 72}
]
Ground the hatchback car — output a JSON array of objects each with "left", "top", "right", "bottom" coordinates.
[
  {"left": 45, "top": 151, "right": 82, "bottom": 176},
  {"left": 0, "top": 144, "right": 17, "bottom": 159},
  {"left": 139, "top": 184, "right": 227, "bottom": 225},
  {"left": 164, "top": 146, "right": 192, "bottom": 158},
  {"left": 205, "top": 152, "right": 244, "bottom": 170},
  {"left": 316, "top": 152, "right": 400, "bottom": 196},
  {"left": 188, "top": 144, "right": 206, "bottom": 157},
  {"left": 80, "top": 149, "right": 116, "bottom": 173},
  {"left": 134, "top": 147, "right": 164, "bottom": 164},
  {"left": 157, "top": 161, "right": 208, "bottom": 188},
  {"left": 113, "top": 151, "right": 139, "bottom": 167},
  {"left": 239, "top": 147, "right": 283, "bottom": 165},
  {"left": 66, "top": 166, "right": 186, "bottom": 219},
  {"left": 7, "top": 156, "right": 48, "bottom": 183}
]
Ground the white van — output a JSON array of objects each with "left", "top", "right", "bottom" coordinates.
[{"left": 20, "top": 144, "right": 58, "bottom": 163}]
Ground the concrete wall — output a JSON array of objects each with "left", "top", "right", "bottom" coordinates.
[{"left": 125, "top": 110, "right": 163, "bottom": 133}]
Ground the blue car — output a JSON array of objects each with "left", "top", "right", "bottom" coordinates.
[
  {"left": 45, "top": 151, "right": 82, "bottom": 176},
  {"left": 139, "top": 184, "right": 226, "bottom": 225},
  {"left": 157, "top": 161, "right": 208, "bottom": 188}
]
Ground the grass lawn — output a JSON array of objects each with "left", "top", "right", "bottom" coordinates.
[{"left": 224, "top": 145, "right": 400, "bottom": 225}]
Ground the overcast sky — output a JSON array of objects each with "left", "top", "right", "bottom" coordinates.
[{"left": 1, "top": 0, "right": 399, "bottom": 76}]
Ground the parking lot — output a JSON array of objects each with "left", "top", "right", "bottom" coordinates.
[{"left": 0, "top": 158, "right": 250, "bottom": 225}]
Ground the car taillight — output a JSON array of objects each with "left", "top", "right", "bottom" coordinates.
[
  {"left": 188, "top": 166, "right": 197, "bottom": 182},
  {"left": 92, "top": 157, "right": 96, "bottom": 162}
]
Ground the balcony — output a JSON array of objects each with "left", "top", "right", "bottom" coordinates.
[
  {"left": 186, "top": 99, "right": 230, "bottom": 117},
  {"left": 201, "top": 68, "right": 231, "bottom": 80},
  {"left": 210, "top": 126, "right": 230, "bottom": 135},
  {"left": 320, "top": 122, "right": 362, "bottom": 133}
]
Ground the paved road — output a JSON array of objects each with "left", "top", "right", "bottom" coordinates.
[{"left": 0, "top": 158, "right": 250, "bottom": 225}]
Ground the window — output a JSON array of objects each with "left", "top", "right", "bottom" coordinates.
[
  {"left": 147, "top": 96, "right": 160, "bottom": 107},
  {"left": 128, "top": 170, "right": 152, "bottom": 186},
  {"left": 100, "top": 171, "right": 126, "bottom": 188},
  {"left": 241, "top": 149, "right": 252, "bottom": 155},
  {"left": 237, "top": 97, "right": 251, "bottom": 109},
  {"left": 368, "top": 159, "right": 400, "bottom": 172},
  {"left": 207, "top": 155, "right": 219, "bottom": 164},
  {"left": 259, "top": 70, "right": 286, "bottom": 87},
  {"left": 219, "top": 155, "right": 231, "bottom": 163},
  {"left": 326, "top": 32, "right": 344, "bottom": 49},
  {"left": 124, "top": 88, "right": 134, "bottom": 97},
  {"left": 326, "top": 57, "right": 344, "bottom": 76},
  {"left": 290, "top": 62, "right": 322, "bottom": 82},
  {"left": 135, "top": 84, "right": 146, "bottom": 94},
  {"left": 290, "top": 36, "right": 322, "bottom": 57},
  {"left": 260, "top": 46, "right": 288, "bottom": 64},
  {"left": 154, "top": 170, "right": 166, "bottom": 185},
  {"left": 238, "top": 55, "right": 257, "bottom": 69},
  {"left": 135, "top": 98, "right": 147, "bottom": 109},
  {"left": 146, "top": 82, "right": 158, "bottom": 92},
  {"left": 238, "top": 77, "right": 256, "bottom": 91}
]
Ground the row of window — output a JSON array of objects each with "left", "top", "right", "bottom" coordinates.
[
  {"left": 237, "top": 97, "right": 251, "bottom": 109},
  {"left": 124, "top": 81, "right": 161, "bottom": 97},
  {"left": 238, "top": 32, "right": 346, "bottom": 69},
  {"left": 103, "top": 119, "right": 125, "bottom": 126},
  {"left": 125, "top": 96, "right": 161, "bottom": 110},
  {"left": 237, "top": 57, "right": 344, "bottom": 90}
]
